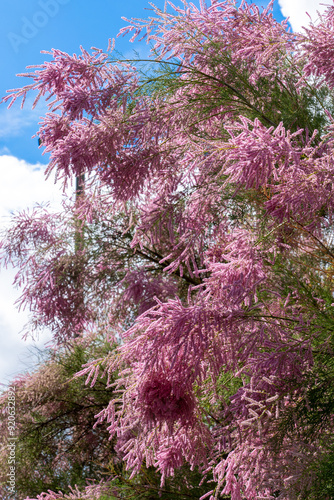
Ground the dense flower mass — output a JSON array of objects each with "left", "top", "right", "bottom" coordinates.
[
  {"left": 138, "top": 376, "right": 195, "bottom": 425},
  {"left": 2, "top": 1, "right": 334, "bottom": 499}
]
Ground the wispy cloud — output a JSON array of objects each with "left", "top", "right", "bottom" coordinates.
[
  {"left": 0, "top": 97, "right": 47, "bottom": 139},
  {"left": 0, "top": 146, "right": 10, "bottom": 155}
]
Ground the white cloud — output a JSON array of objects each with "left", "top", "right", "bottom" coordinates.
[
  {"left": 278, "top": 0, "right": 328, "bottom": 32},
  {"left": 0, "top": 154, "right": 64, "bottom": 223},
  {"left": 0, "top": 155, "right": 64, "bottom": 385},
  {"left": 0, "top": 267, "right": 51, "bottom": 385}
]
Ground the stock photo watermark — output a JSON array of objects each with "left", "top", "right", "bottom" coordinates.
[
  {"left": 6, "top": 386, "right": 16, "bottom": 497},
  {"left": 8, "top": 0, "right": 70, "bottom": 54}
]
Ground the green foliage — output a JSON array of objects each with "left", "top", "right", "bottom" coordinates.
[
  {"left": 0, "top": 340, "right": 219, "bottom": 500},
  {"left": 100, "top": 464, "right": 217, "bottom": 500},
  {"left": 0, "top": 340, "right": 116, "bottom": 499}
]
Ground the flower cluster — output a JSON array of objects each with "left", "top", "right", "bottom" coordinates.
[{"left": 2, "top": 1, "right": 334, "bottom": 499}]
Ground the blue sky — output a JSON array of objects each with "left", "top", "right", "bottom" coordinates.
[
  {"left": 0, "top": 0, "right": 325, "bottom": 383},
  {"left": 0, "top": 0, "right": 167, "bottom": 163}
]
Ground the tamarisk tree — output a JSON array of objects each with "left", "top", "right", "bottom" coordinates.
[{"left": 1, "top": 1, "right": 334, "bottom": 498}]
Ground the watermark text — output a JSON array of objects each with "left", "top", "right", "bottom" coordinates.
[
  {"left": 8, "top": 0, "right": 70, "bottom": 53},
  {"left": 6, "top": 386, "right": 16, "bottom": 497}
]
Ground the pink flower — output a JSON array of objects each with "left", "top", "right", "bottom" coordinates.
[{"left": 139, "top": 376, "right": 195, "bottom": 426}]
